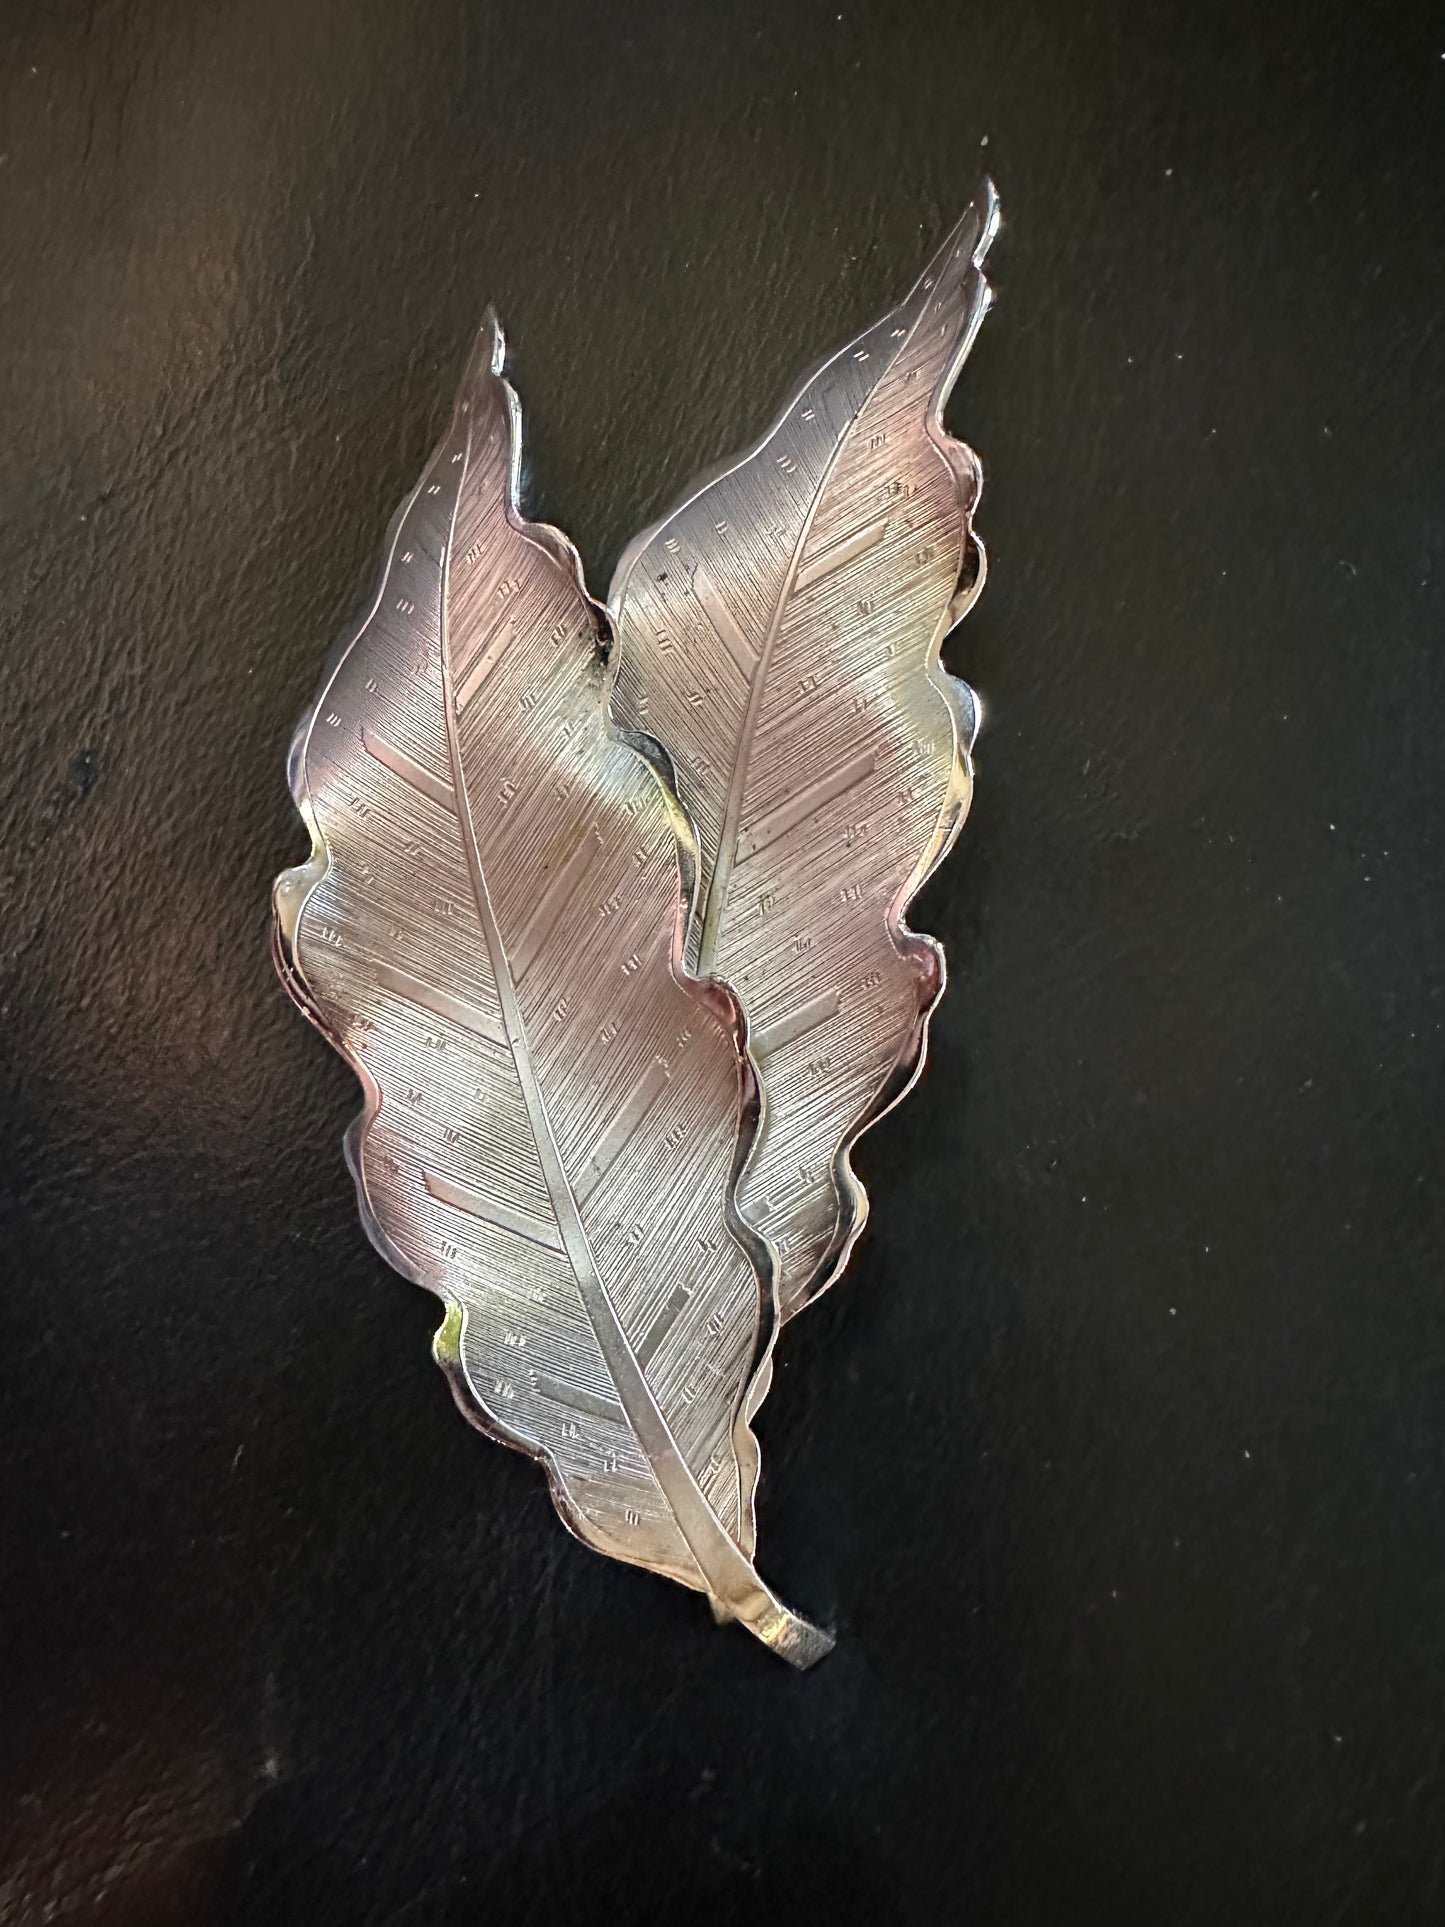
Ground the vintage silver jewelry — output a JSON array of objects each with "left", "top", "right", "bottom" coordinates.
[{"left": 273, "top": 186, "right": 997, "bottom": 1665}]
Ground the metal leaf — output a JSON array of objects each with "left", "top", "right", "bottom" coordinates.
[
  {"left": 273, "top": 316, "right": 830, "bottom": 1667},
  {"left": 607, "top": 184, "right": 998, "bottom": 1321}
]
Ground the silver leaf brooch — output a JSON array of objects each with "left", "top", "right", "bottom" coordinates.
[{"left": 273, "top": 182, "right": 999, "bottom": 1667}]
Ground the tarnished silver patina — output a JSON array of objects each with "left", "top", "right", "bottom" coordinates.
[
  {"left": 608, "top": 184, "right": 999, "bottom": 1320},
  {"left": 273, "top": 318, "right": 830, "bottom": 1666}
]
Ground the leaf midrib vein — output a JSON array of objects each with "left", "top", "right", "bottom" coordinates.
[
  {"left": 436, "top": 409, "right": 783, "bottom": 1627},
  {"left": 694, "top": 280, "right": 942, "bottom": 973}
]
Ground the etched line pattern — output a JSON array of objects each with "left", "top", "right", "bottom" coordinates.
[
  {"left": 424, "top": 1169, "right": 568, "bottom": 1252},
  {"left": 693, "top": 564, "right": 756, "bottom": 676},
  {"left": 507, "top": 823, "right": 596, "bottom": 983},
  {"left": 362, "top": 728, "right": 456, "bottom": 812},
  {"left": 374, "top": 961, "right": 507, "bottom": 1048},
  {"left": 533, "top": 1373, "right": 625, "bottom": 1424},
  {"left": 454, "top": 616, "right": 515, "bottom": 711},
  {"left": 794, "top": 515, "right": 889, "bottom": 594},
  {"left": 636, "top": 1282, "right": 696, "bottom": 1370},
  {"left": 751, "top": 988, "right": 842, "bottom": 1058},
  {"left": 574, "top": 1056, "right": 671, "bottom": 1205},
  {"left": 736, "top": 752, "right": 876, "bottom": 864}
]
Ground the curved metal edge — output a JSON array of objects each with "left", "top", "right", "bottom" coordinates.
[{"left": 271, "top": 316, "right": 831, "bottom": 1666}]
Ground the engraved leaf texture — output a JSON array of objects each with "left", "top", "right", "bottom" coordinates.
[
  {"left": 608, "top": 184, "right": 998, "bottom": 1321},
  {"left": 273, "top": 317, "right": 829, "bottom": 1666}
]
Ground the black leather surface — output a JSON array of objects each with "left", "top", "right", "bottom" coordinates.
[{"left": 3, "top": 2, "right": 1442, "bottom": 1921}]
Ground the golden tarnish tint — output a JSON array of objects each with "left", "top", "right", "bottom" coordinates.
[
  {"left": 608, "top": 185, "right": 999, "bottom": 1320},
  {"left": 273, "top": 316, "right": 830, "bottom": 1667}
]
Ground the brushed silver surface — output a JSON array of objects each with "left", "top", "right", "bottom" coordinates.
[
  {"left": 607, "top": 184, "right": 998, "bottom": 1321},
  {"left": 274, "top": 316, "right": 830, "bottom": 1667}
]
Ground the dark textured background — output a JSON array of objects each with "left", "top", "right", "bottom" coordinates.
[{"left": 2, "top": 1, "right": 1442, "bottom": 1921}]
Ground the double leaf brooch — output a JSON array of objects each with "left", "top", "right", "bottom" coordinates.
[{"left": 273, "top": 185, "right": 999, "bottom": 1666}]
